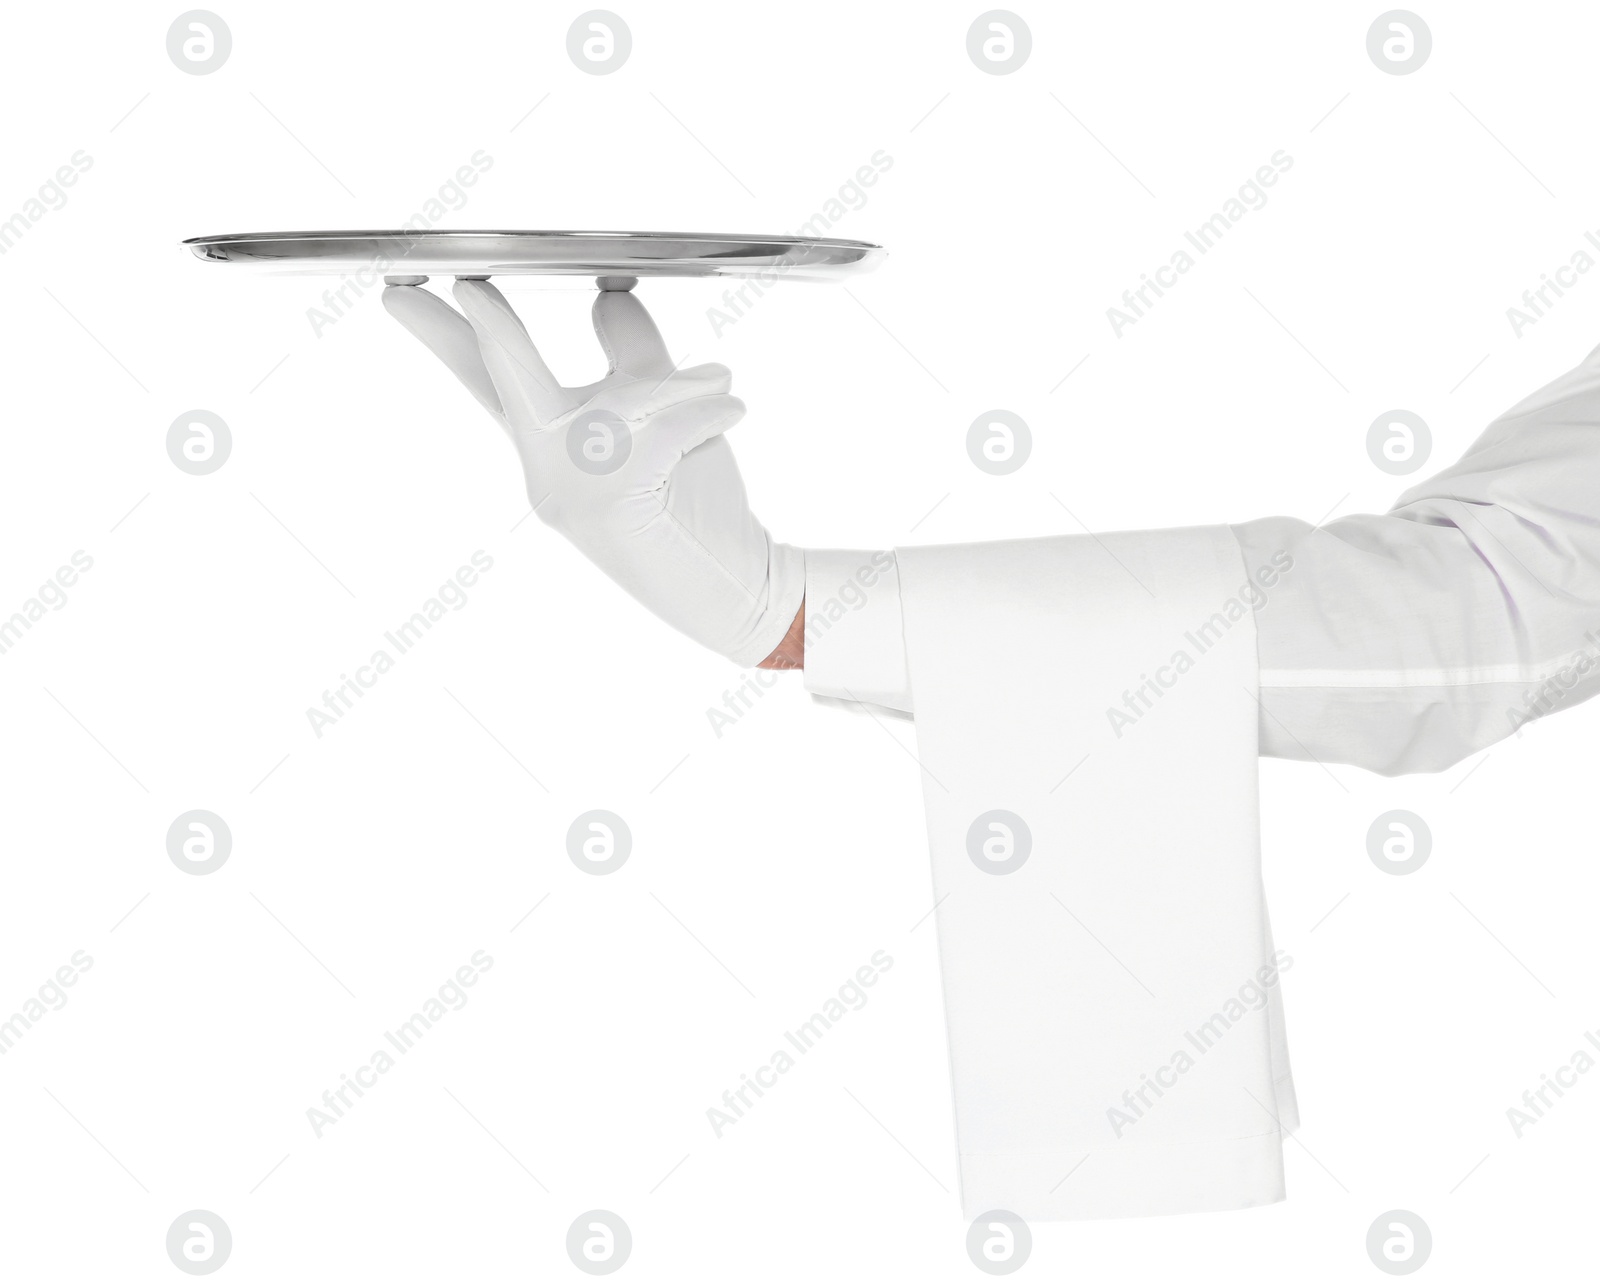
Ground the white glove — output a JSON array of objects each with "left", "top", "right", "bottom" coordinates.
[{"left": 384, "top": 278, "right": 803, "bottom": 666}]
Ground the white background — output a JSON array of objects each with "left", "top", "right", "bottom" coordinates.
[{"left": 3, "top": 0, "right": 1598, "bottom": 1280}]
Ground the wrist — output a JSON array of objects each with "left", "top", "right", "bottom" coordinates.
[{"left": 758, "top": 599, "right": 805, "bottom": 669}]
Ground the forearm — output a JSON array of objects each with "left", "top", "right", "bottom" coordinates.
[
  {"left": 1245, "top": 342, "right": 1600, "bottom": 773},
  {"left": 785, "top": 343, "right": 1600, "bottom": 763}
]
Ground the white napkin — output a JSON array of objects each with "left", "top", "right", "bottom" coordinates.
[{"left": 896, "top": 528, "right": 1297, "bottom": 1220}]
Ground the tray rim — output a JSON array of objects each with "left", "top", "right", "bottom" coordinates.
[{"left": 182, "top": 228, "right": 883, "bottom": 251}]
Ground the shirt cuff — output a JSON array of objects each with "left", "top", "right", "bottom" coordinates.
[{"left": 801, "top": 549, "right": 912, "bottom": 712}]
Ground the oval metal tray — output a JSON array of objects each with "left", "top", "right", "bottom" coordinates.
[{"left": 182, "top": 229, "right": 885, "bottom": 281}]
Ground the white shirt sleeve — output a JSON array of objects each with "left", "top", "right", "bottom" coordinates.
[
  {"left": 801, "top": 549, "right": 912, "bottom": 712},
  {"left": 804, "top": 339, "right": 1600, "bottom": 774},
  {"left": 1238, "top": 337, "right": 1600, "bottom": 773}
]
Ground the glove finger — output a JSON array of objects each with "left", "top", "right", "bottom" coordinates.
[
  {"left": 382, "top": 285, "right": 506, "bottom": 423},
  {"left": 635, "top": 394, "right": 747, "bottom": 475},
  {"left": 595, "top": 364, "right": 732, "bottom": 422},
  {"left": 592, "top": 288, "right": 675, "bottom": 379},
  {"left": 452, "top": 279, "right": 570, "bottom": 426}
]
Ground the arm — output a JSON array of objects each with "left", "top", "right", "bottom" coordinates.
[
  {"left": 803, "top": 339, "right": 1600, "bottom": 773},
  {"left": 1241, "top": 338, "right": 1600, "bottom": 773}
]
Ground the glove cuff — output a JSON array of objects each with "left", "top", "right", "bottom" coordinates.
[{"left": 727, "top": 540, "right": 805, "bottom": 667}]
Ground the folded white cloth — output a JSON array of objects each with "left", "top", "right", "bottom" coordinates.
[{"left": 895, "top": 528, "right": 1297, "bottom": 1220}]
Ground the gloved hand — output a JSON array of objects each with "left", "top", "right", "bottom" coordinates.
[{"left": 384, "top": 277, "right": 804, "bottom": 667}]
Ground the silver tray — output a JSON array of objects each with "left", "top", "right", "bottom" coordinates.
[{"left": 182, "top": 229, "right": 885, "bottom": 281}]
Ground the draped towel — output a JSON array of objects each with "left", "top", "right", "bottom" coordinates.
[{"left": 896, "top": 529, "right": 1297, "bottom": 1220}]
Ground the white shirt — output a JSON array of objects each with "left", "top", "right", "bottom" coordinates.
[{"left": 804, "top": 339, "right": 1600, "bottom": 774}]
